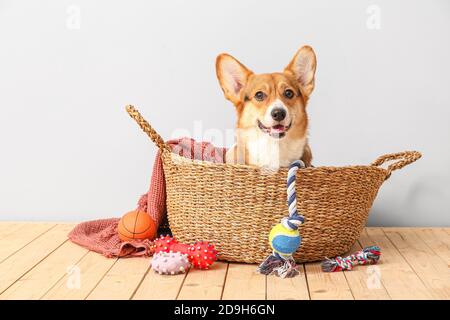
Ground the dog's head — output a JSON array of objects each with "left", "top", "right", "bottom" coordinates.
[{"left": 216, "top": 46, "right": 316, "bottom": 139}]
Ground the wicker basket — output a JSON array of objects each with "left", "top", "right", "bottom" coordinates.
[{"left": 126, "top": 105, "right": 421, "bottom": 263}]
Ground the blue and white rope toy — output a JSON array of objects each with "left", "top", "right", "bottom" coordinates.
[{"left": 256, "top": 160, "right": 305, "bottom": 278}]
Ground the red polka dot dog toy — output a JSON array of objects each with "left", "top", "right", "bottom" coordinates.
[{"left": 151, "top": 235, "right": 218, "bottom": 271}]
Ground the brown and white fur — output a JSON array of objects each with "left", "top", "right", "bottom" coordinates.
[{"left": 216, "top": 45, "right": 317, "bottom": 168}]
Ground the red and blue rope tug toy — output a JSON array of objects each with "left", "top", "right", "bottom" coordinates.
[{"left": 321, "top": 245, "right": 381, "bottom": 272}]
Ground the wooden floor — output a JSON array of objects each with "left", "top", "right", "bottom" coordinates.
[{"left": 0, "top": 223, "right": 449, "bottom": 300}]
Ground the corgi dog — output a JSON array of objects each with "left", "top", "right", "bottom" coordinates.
[{"left": 216, "top": 45, "right": 316, "bottom": 168}]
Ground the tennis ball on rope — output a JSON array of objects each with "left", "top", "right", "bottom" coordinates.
[
  {"left": 256, "top": 160, "right": 306, "bottom": 278},
  {"left": 268, "top": 223, "right": 301, "bottom": 258}
]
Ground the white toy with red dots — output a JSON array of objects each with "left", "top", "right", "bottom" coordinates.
[{"left": 150, "top": 235, "right": 218, "bottom": 274}]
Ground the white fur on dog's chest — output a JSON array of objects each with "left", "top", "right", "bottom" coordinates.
[{"left": 247, "top": 134, "right": 306, "bottom": 168}]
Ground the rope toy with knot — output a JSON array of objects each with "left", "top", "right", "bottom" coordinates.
[
  {"left": 256, "top": 160, "right": 305, "bottom": 278},
  {"left": 321, "top": 246, "right": 381, "bottom": 272}
]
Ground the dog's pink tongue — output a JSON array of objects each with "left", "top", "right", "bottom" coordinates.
[{"left": 271, "top": 125, "right": 285, "bottom": 133}]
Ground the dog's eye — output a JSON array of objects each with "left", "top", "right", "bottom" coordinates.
[
  {"left": 254, "top": 91, "right": 266, "bottom": 101},
  {"left": 284, "top": 89, "right": 294, "bottom": 99}
]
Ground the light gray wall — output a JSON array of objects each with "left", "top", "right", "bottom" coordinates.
[{"left": 0, "top": 0, "right": 449, "bottom": 226}]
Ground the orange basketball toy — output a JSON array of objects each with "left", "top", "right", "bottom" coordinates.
[{"left": 118, "top": 210, "right": 157, "bottom": 241}]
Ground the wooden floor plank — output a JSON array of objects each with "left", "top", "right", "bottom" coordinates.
[
  {"left": 42, "top": 251, "right": 117, "bottom": 300},
  {"left": 266, "top": 264, "right": 310, "bottom": 300},
  {"left": 0, "top": 224, "right": 73, "bottom": 294},
  {"left": 0, "top": 223, "right": 447, "bottom": 300},
  {"left": 177, "top": 262, "right": 228, "bottom": 300},
  {"left": 0, "top": 223, "right": 56, "bottom": 263},
  {"left": 304, "top": 262, "right": 354, "bottom": 300},
  {"left": 361, "top": 228, "right": 432, "bottom": 299},
  {"left": 415, "top": 228, "right": 450, "bottom": 265},
  {"left": 221, "top": 263, "right": 265, "bottom": 300},
  {"left": 0, "top": 223, "right": 25, "bottom": 238},
  {"left": 384, "top": 228, "right": 450, "bottom": 299},
  {"left": 0, "top": 241, "right": 88, "bottom": 299},
  {"left": 86, "top": 257, "right": 150, "bottom": 300},
  {"left": 133, "top": 259, "right": 188, "bottom": 300},
  {"left": 342, "top": 240, "right": 391, "bottom": 300}
]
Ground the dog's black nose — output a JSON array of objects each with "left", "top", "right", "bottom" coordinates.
[{"left": 271, "top": 108, "right": 286, "bottom": 121}]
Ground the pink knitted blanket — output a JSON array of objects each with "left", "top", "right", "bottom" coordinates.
[{"left": 68, "top": 137, "right": 226, "bottom": 258}]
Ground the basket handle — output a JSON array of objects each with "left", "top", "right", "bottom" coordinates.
[
  {"left": 371, "top": 151, "right": 422, "bottom": 179},
  {"left": 126, "top": 105, "right": 171, "bottom": 153}
]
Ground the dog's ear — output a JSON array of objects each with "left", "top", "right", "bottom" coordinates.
[
  {"left": 285, "top": 46, "right": 317, "bottom": 98},
  {"left": 216, "top": 53, "right": 253, "bottom": 105}
]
